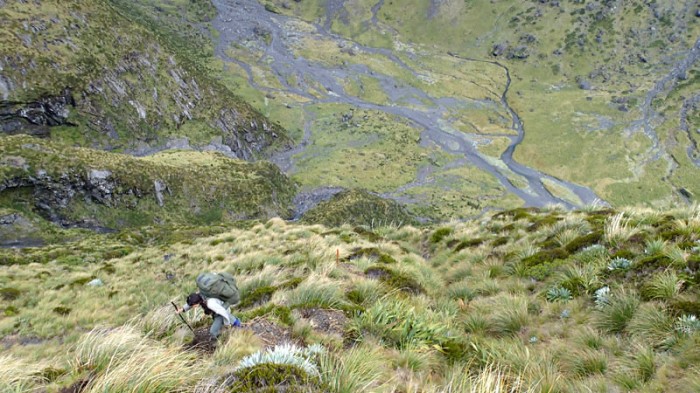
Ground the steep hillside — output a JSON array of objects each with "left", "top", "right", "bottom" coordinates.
[
  {"left": 2, "top": 206, "right": 700, "bottom": 391},
  {"left": 0, "top": 0, "right": 290, "bottom": 158}
]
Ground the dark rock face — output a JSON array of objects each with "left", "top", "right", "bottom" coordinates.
[
  {"left": 1, "top": 169, "right": 134, "bottom": 228},
  {"left": 0, "top": 88, "right": 75, "bottom": 137}
]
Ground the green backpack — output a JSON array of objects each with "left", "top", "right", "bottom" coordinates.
[{"left": 196, "top": 272, "right": 240, "bottom": 306}]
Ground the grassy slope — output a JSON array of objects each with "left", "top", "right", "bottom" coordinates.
[
  {"left": 0, "top": 135, "right": 296, "bottom": 230},
  {"left": 2, "top": 205, "right": 700, "bottom": 391},
  {"left": 263, "top": 0, "right": 700, "bottom": 208},
  {"left": 0, "top": 0, "right": 289, "bottom": 155}
]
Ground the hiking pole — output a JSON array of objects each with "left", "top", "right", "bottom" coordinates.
[{"left": 171, "top": 301, "right": 195, "bottom": 333}]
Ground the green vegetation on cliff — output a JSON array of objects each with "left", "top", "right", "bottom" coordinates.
[
  {"left": 0, "top": 135, "right": 296, "bottom": 229},
  {"left": 0, "top": 0, "right": 289, "bottom": 157}
]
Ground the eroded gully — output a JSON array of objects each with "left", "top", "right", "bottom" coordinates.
[{"left": 210, "top": 0, "right": 607, "bottom": 210}]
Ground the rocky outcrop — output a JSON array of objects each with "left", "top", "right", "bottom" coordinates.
[
  {"left": 0, "top": 0, "right": 290, "bottom": 160},
  {"left": 0, "top": 89, "right": 75, "bottom": 137}
]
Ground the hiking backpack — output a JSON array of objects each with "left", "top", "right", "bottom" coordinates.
[{"left": 196, "top": 272, "right": 240, "bottom": 306}]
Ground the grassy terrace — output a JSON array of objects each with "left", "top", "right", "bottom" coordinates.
[
  {"left": 0, "top": 135, "right": 296, "bottom": 230},
  {"left": 2, "top": 205, "right": 700, "bottom": 391}
]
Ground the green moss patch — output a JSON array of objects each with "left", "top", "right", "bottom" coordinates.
[
  {"left": 564, "top": 231, "right": 603, "bottom": 253},
  {"left": 522, "top": 248, "right": 569, "bottom": 267},
  {"left": 364, "top": 266, "right": 424, "bottom": 294},
  {"left": 52, "top": 306, "right": 72, "bottom": 316},
  {"left": 527, "top": 215, "right": 563, "bottom": 232},
  {"left": 345, "top": 247, "right": 397, "bottom": 264},
  {"left": 238, "top": 286, "right": 277, "bottom": 309},
  {"left": 430, "top": 227, "right": 453, "bottom": 244},
  {"left": 230, "top": 363, "right": 323, "bottom": 392}
]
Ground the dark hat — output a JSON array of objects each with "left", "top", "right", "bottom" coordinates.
[{"left": 186, "top": 292, "right": 204, "bottom": 306}]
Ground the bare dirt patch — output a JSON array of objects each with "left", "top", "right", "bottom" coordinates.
[
  {"left": 183, "top": 327, "right": 217, "bottom": 354},
  {"left": 244, "top": 317, "right": 299, "bottom": 348},
  {"left": 58, "top": 377, "right": 91, "bottom": 393},
  {"left": 295, "top": 308, "right": 348, "bottom": 337}
]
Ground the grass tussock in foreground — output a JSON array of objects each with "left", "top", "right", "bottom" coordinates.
[{"left": 2, "top": 206, "right": 700, "bottom": 391}]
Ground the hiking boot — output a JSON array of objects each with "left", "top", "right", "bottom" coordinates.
[{"left": 232, "top": 317, "right": 241, "bottom": 327}]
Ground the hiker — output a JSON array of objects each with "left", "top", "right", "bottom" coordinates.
[{"left": 176, "top": 272, "right": 241, "bottom": 340}]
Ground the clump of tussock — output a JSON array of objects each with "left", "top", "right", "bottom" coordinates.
[{"left": 73, "top": 325, "right": 204, "bottom": 392}]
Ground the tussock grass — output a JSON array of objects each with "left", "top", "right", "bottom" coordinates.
[
  {"left": 641, "top": 270, "right": 684, "bottom": 301},
  {"left": 605, "top": 213, "right": 640, "bottom": 248},
  {"left": 319, "top": 344, "right": 389, "bottom": 393},
  {"left": 5, "top": 207, "right": 700, "bottom": 391},
  {"left": 347, "top": 279, "right": 386, "bottom": 306},
  {"left": 628, "top": 302, "right": 675, "bottom": 348},
  {"left": 0, "top": 354, "right": 48, "bottom": 392},
  {"left": 560, "top": 347, "right": 608, "bottom": 377},
  {"left": 438, "top": 363, "right": 534, "bottom": 393},
  {"left": 74, "top": 326, "right": 203, "bottom": 392},
  {"left": 595, "top": 290, "right": 640, "bottom": 334},
  {"left": 485, "top": 295, "right": 529, "bottom": 336},
  {"left": 212, "top": 329, "right": 264, "bottom": 367},
  {"left": 286, "top": 275, "right": 348, "bottom": 309}
]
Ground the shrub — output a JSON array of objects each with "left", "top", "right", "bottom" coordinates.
[
  {"left": 454, "top": 238, "right": 485, "bottom": 251},
  {"left": 52, "top": 306, "right": 71, "bottom": 315},
  {"left": 238, "top": 285, "right": 277, "bottom": 308},
  {"left": 564, "top": 231, "right": 603, "bottom": 253},
  {"left": 235, "top": 343, "right": 325, "bottom": 378},
  {"left": 521, "top": 248, "right": 569, "bottom": 267}
]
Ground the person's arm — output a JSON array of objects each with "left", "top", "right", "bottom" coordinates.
[
  {"left": 178, "top": 303, "right": 191, "bottom": 313},
  {"left": 206, "top": 298, "right": 232, "bottom": 325}
]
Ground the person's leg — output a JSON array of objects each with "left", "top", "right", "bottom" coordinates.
[{"left": 210, "top": 315, "right": 224, "bottom": 339}]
